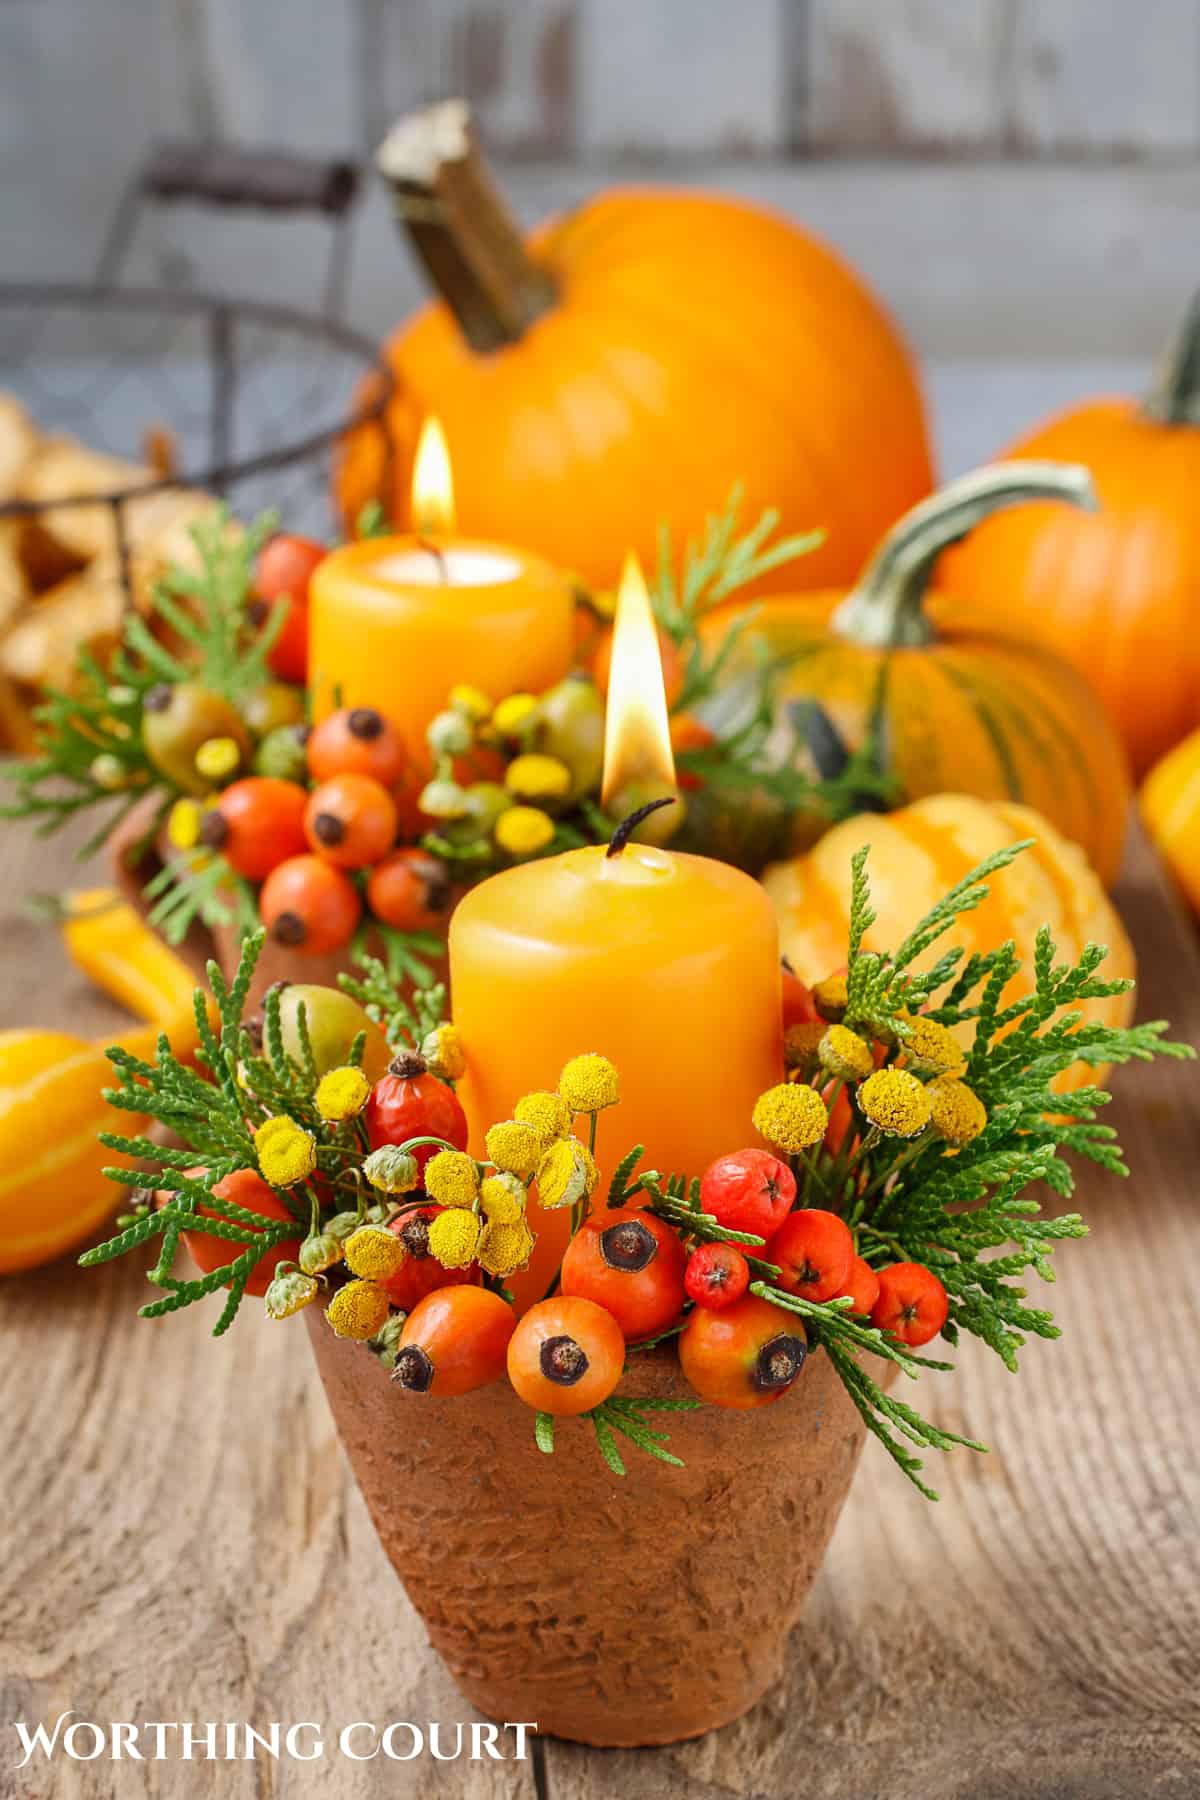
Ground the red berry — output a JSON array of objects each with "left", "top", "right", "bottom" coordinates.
[
  {"left": 258, "top": 854, "right": 361, "bottom": 954},
  {"left": 699, "top": 1148, "right": 795, "bottom": 1244},
  {"left": 381, "top": 1206, "right": 478, "bottom": 1310},
  {"left": 679, "top": 1293, "right": 808, "bottom": 1410},
  {"left": 766, "top": 1209, "right": 854, "bottom": 1303},
  {"left": 365, "top": 1051, "right": 468, "bottom": 1172},
  {"left": 560, "top": 1210, "right": 687, "bottom": 1342},
  {"left": 307, "top": 707, "right": 406, "bottom": 787},
  {"left": 174, "top": 1165, "right": 303, "bottom": 1298},
  {"left": 304, "top": 771, "right": 398, "bottom": 869},
  {"left": 839, "top": 1255, "right": 880, "bottom": 1318},
  {"left": 684, "top": 1242, "right": 750, "bottom": 1311},
  {"left": 200, "top": 776, "right": 308, "bottom": 881},
  {"left": 870, "top": 1262, "right": 949, "bottom": 1347},
  {"left": 367, "top": 847, "right": 452, "bottom": 932},
  {"left": 254, "top": 534, "right": 325, "bottom": 685},
  {"left": 781, "top": 958, "right": 820, "bottom": 1028}
]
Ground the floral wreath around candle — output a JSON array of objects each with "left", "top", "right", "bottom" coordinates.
[
  {"left": 5, "top": 494, "right": 890, "bottom": 972},
  {"left": 77, "top": 840, "right": 1191, "bottom": 1497}
]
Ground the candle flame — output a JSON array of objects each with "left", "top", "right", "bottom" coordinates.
[
  {"left": 601, "top": 552, "right": 677, "bottom": 807},
  {"left": 412, "top": 417, "right": 455, "bottom": 535}
]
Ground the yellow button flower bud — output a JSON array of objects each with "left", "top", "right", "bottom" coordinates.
[
  {"left": 812, "top": 973, "right": 849, "bottom": 1023},
  {"left": 818, "top": 1024, "right": 875, "bottom": 1083},
  {"left": 193, "top": 735, "right": 242, "bottom": 781},
  {"left": 535, "top": 1137, "right": 597, "bottom": 1211},
  {"left": 166, "top": 798, "right": 203, "bottom": 850},
  {"left": 424, "top": 1149, "right": 480, "bottom": 1209},
  {"left": 513, "top": 1089, "right": 572, "bottom": 1149},
  {"left": 858, "top": 1068, "right": 932, "bottom": 1139},
  {"left": 558, "top": 1053, "right": 619, "bottom": 1114},
  {"left": 419, "top": 777, "right": 470, "bottom": 820},
  {"left": 299, "top": 1231, "right": 343, "bottom": 1275},
  {"left": 479, "top": 1172, "right": 526, "bottom": 1224},
  {"left": 929, "top": 1076, "right": 988, "bottom": 1148},
  {"left": 752, "top": 1082, "right": 828, "bottom": 1154},
  {"left": 325, "top": 1278, "right": 391, "bottom": 1340},
  {"left": 477, "top": 1216, "right": 535, "bottom": 1278},
  {"left": 449, "top": 684, "right": 492, "bottom": 723},
  {"left": 361, "top": 1147, "right": 420, "bottom": 1194},
  {"left": 485, "top": 1118, "right": 542, "bottom": 1177},
  {"left": 315, "top": 1065, "right": 372, "bottom": 1121},
  {"left": 427, "top": 1207, "right": 481, "bottom": 1269},
  {"left": 494, "top": 805, "right": 555, "bottom": 857},
  {"left": 901, "top": 1015, "right": 967, "bottom": 1078},
  {"left": 345, "top": 1224, "right": 408, "bottom": 1281},
  {"left": 784, "top": 1020, "right": 825, "bottom": 1073},
  {"left": 427, "top": 708, "right": 475, "bottom": 757},
  {"left": 504, "top": 753, "right": 571, "bottom": 802},
  {"left": 265, "top": 1266, "right": 318, "bottom": 1319},
  {"left": 254, "top": 1115, "right": 317, "bottom": 1187},
  {"left": 492, "top": 693, "right": 539, "bottom": 736},
  {"left": 420, "top": 1022, "right": 465, "bottom": 1082}
]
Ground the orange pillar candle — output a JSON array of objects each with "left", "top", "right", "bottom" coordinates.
[
  {"left": 310, "top": 420, "right": 573, "bottom": 761},
  {"left": 449, "top": 557, "right": 783, "bottom": 1307}
]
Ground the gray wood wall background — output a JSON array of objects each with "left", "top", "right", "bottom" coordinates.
[{"left": 3, "top": 1, "right": 1199, "bottom": 356}]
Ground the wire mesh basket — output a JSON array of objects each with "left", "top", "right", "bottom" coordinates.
[{"left": 0, "top": 143, "right": 393, "bottom": 741}]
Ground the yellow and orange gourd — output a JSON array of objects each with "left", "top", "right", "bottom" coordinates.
[
  {"left": 763, "top": 794, "right": 1135, "bottom": 1094},
  {"left": 707, "top": 464, "right": 1133, "bottom": 888},
  {"left": 1141, "top": 727, "right": 1200, "bottom": 918}
]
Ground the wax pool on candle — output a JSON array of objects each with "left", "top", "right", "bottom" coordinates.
[
  {"left": 450, "top": 841, "right": 784, "bottom": 1308},
  {"left": 309, "top": 535, "right": 574, "bottom": 762}
]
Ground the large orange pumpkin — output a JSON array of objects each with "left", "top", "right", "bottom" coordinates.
[
  {"left": 707, "top": 465, "right": 1133, "bottom": 888},
  {"left": 337, "top": 101, "right": 933, "bottom": 593},
  {"left": 1141, "top": 726, "right": 1200, "bottom": 917},
  {"left": 942, "top": 294, "right": 1200, "bottom": 776},
  {"left": 763, "top": 794, "right": 1135, "bottom": 1094}
]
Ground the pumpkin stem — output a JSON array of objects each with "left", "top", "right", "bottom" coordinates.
[
  {"left": 376, "top": 99, "right": 558, "bottom": 353},
  {"left": 1143, "top": 291, "right": 1200, "bottom": 426},
  {"left": 832, "top": 462, "right": 1098, "bottom": 649}
]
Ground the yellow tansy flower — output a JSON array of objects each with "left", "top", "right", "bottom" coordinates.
[
  {"left": 424, "top": 1149, "right": 480, "bottom": 1209},
  {"left": 325, "top": 1278, "right": 391, "bottom": 1340},
  {"left": 752, "top": 1082, "right": 828, "bottom": 1154},
  {"left": 494, "top": 805, "right": 555, "bottom": 857},
  {"left": 166, "top": 798, "right": 203, "bottom": 850},
  {"left": 504, "top": 753, "right": 571, "bottom": 802},
  {"left": 479, "top": 1172, "right": 526, "bottom": 1224},
  {"left": 901, "top": 1015, "right": 966, "bottom": 1077},
  {"left": 818, "top": 1024, "right": 875, "bottom": 1083},
  {"left": 812, "top": 973, "right": 849, "bottom": 1022},
  {"left": 449, "top": 683, "right": 492, "bottom": 722},
  {"left": 477, "top": 1216, "right": 535, "bottom": 1278},
  {"left": 421, "top": 1023, "right": 465, "bottom": 1082},
  {"left": 484, "top": 1119, "right": 541, "bottom": 1177},
  {"left": 428, "top": 1207, "right": 481, "bottom": 1269},
  {"left": 193, "top": 735, "right": 242, "bottom": 781},
  {"left": 265, "top": 1266, "right": 318, "bottom": 1320},
  {"left": 492, "top": 693, "right": 539, "bottom": 736},
  {"left": 315, "top": 1065, "right": 371, "bottom": 1121},
  {"left": 419, "top": 778, "right": 469, "bottom": 819},
  {"left": 559, "top": 1053, "right": 619, "bottom": 1114},
  {"left": 344, "top": 1225, "right": 408, "bottom": 1281},
  {"left": 929, "top": 1077, "right": 988, "bottom": 1148},
  {"left": 299, "top": 1231, "right": 343, "bottom": 1275},
  {"left": 536, "top": 1137, "right": 597, "bottom": 1210},
  {"left": 859, "top": 1068, "right": 932, "bottom": 1139},
  {"left": 514, "top": 1089, "right": 572, "bottom": 1149},
  {"left": 255, "top": 1115, "right": 317, "bottom": 1187}
]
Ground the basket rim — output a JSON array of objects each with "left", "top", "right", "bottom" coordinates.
[{"left": 0, "top": 278, "right": 395, "bottom": 516}]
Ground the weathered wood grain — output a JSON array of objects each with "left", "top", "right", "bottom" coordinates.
[{"left": 0, "top": 816, "right": 1198, "bottom": 1798}]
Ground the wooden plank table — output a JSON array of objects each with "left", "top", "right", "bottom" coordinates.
[{"left": 1, "top": 817, "right": 1198, "bottom": 1799}]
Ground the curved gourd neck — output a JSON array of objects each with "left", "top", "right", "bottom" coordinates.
[
  {"left": 376, "top": 98, "right": 557, "bottom": 353},
  {"left": 831, "top": 462, "right": 1099, "bottom": 650},
  {"left": 1143, "top": 291, "right": 1200, "bottom": 426}
]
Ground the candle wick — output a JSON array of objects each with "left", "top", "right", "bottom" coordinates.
[
  {"left": 606, "top": 797, "right": 676, "bottom": 858},
  {"left": 418, "top": 536, "right": 449, "bottom": 583}
]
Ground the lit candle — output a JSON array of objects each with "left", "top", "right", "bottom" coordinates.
[
  {"left": 310, "top": 419, "right": 574, "bottom": 762},
  {"left": 450, "top": 555, "right": 783, "bottom": 1308}
]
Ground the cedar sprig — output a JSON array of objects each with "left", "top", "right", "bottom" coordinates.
[
  {"left": 651, "top": 483, "right": 823, "bottom": 653},
  {"left": 338, "top": 952, "right": 448, "bottom": 1050}
]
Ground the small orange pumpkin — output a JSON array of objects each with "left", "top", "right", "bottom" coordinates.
[
  {"left": 336, "top": 101, "right": 933, "bottom": 594},
  {"left": 1141, "top": 727, "right": 1200, "bottom": 917},
  {"left": 763, "top": 794, "right": 1135, "bottom": 1094},
  {"left": 943, "top": 293, "right": 1200, "bottom": 776},
  {"left": 708, "top": 464, "right": 1132, "bottom": 888}
]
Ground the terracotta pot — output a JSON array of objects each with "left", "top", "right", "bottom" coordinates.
[{"left": 307, "top": 1311, "right": 874, "bottom": 1746}]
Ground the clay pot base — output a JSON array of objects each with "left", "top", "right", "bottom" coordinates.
[{"left": 307, "top": 1312, "right": 874, "bottom": 1747}]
